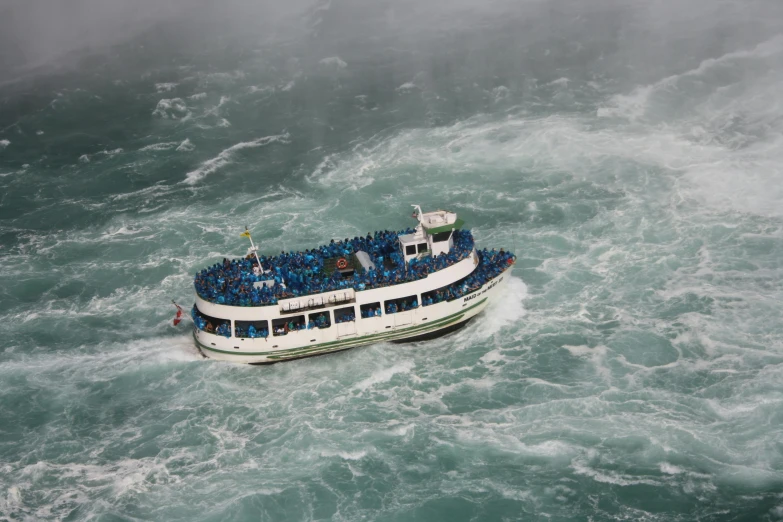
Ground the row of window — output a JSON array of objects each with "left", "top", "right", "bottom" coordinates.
[
  {"left": 404, "top": 242, "right": 429, "bottom": 256},
  {"left": 195, "top": 277, "right": 465, "bottom": 338}
]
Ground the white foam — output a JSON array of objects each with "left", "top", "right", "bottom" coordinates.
[
  {"left": 479, "top": 349, "right": 505, "bottom": 364},
  {"left": 467, "top": 276, "right": 527, "bottom": 341},
  {"left": 79, "top": 148, "right": 122, "bottom": 162},
  {"left": 319, "top": 87, "right": 783, "bottom": 217},
  {"left": 280, "top": 81, "right": 295, "bottom": 92},
  {"left": 183, "top": 133, "right": 289, "bottom": 184},
  {"left": 319, "top": 56, "right": 347, "bottom": 69},
  {"left": 319, "top": 449, "right": 367, "bottom": 460},
  {"left": 598, "top": 35, "right": 783, "bottom": 121},
  {"left": 491, "top": 85, "right": 509, "bottom": 102},
  {"left": 396, "top": 82, "right": 417, "bottom": 92},
  {"left": 152, "top": 98, "right": 189, "bottom": 119},
  {"left": 140, "top": 142, "right": 179, "bottom": 152},
  {"left": 660, "top": 462, "right": 684, "bottom": 475},
  {"left": 3, "top": 486, "right": 21, "bottom": 510},
  {"left": 353, "top": 360, "right": 415, "bottom": 392},
  {"left": 572, "top": 461, "right": 662, "bottom": 487},
  {"left": 189, "top": 92, "right": 207, "bottom": 100},
  {"left": 176, "top": 138, "right": 195, "bottom": 152},
  {"left": 563, "top": 345, "right": 611, "bottom": 382},
  {"left": 456, "top": 429, "right": 577, "bottom": 459},
  {"left": 203, "top": 70, "right": 246, "bottom": 83},
  {"left": 155, "top": 82, "right": 178, "bottom": 92},
  {"left": 0, "top": 139, "right": 9, "bottom": 148}
]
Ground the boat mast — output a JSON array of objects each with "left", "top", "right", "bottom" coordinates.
[
  {"left": 243, "top": 226, "right": 263, "bottom": 268},
  {"left": 411, "top": 204, "right": 424, "bottom": 234}
]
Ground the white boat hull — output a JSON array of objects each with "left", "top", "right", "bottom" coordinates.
[{"left": 192, "top": 266, "right": 511, "bottom": 364}]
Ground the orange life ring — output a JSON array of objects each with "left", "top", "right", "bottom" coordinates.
[{"left": 336, "top": 257, "right": 349, "bottom": 270}]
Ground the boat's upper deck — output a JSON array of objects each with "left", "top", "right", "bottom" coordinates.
[{"left": 194, "top": 228, "right": 476, "bottom": 307}]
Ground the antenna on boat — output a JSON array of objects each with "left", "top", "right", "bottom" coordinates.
[
  {"left": 411, "top": 204, "right": 424, "bottom": 230},
  {"left": 241, "top": 226, "right": 263, "bottom": 268}
]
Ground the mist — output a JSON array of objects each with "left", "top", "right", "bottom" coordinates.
[
  {"left": 2, "top": 0, "right": 782, "bottom": 86},
  {"left": 0, "top": 0, "right": 315, "bottom": 82}
]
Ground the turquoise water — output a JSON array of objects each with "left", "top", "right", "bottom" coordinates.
[{"left": 2, "top": 1, "right": 783, "bottom": 520}]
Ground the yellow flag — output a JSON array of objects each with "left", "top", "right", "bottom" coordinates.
[{"left": 240, "top": 230, "right": 251, "bottom": 239}]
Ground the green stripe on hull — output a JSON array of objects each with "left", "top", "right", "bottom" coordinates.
[{"left": 194, "top": 298, "right": 487, "bottom": 360}]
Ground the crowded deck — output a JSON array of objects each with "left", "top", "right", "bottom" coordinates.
[{"left": 194, "top": 228, "right": 477, "bottom": 307}]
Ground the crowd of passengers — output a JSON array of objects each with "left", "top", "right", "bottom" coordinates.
[
  {"left": 194, "top": 248, "right": 515, "bottom": 337},
  {"left": 235, "top": 324, "right": 269, "bottom": 339},
  {"left": 266, "top": 311, "right": 356, "bottom": 337},
  {"left": 192, "top": 312, "right": 235, "bottom": 338},
  {"left": 422, "top": 248, "right": 515, "bottom": 305},
  {"left": 194, "top": 229, "right": 476, "bottom": 307},
  {"left": 361, "top": 306, "right": 383, "bottom": 318}
]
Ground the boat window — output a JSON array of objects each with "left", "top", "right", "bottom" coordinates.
[
  {"left": 192, "top": 306, "right": 231, "bottom": 337},
  {"left": 272, "top": 316, "right": 305, "bottom": 336},
  {"left": 417, "top": 243, "right": 428, "bottom": 253},
  {"left": 384, "top": 295, "right": 418, "bottom": 314},
  {"left": 235, "top": 320, "right": 269, "bottom": 339},
  {"left": 308, "top": 311, "right": 331, "bottom": 329},
  {"left": 360, "top": 302, "right": 382, "bottom": 318},
  {"left": 421, "top": 288, "right": 439, "bottom": 306},
  {"left": 432, "top": 231, "right": 452, "bottom": 242},
  {"left": 405, "top": 244, "right": 416, "bottom": 256},
  {"left": 334, "top": 306, "right": 356, "bottom": 323}
]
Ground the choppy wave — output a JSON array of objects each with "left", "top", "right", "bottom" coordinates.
[
  {"left": 183, "top": 133, "right": 290, "bottom": 184},
  {"left": 152, "top": 98, "right": 190, "bottom": 120},
  {"left": 319, "top": 56, "right": 347, "bottom": 69}
]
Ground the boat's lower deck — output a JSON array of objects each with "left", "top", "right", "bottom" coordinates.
[{"left": 193, "top": 267, "right": 512, "bottom": 364}]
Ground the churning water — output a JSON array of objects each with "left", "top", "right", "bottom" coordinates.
[{"left": 1, "top": 0, "right": 783, "bottom": 519}]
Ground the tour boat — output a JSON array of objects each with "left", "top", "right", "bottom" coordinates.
[{"left": 191, "top": 206, "right": 515, "bottom": 364}]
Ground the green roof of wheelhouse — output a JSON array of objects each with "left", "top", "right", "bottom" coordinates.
[{"left": 422, "top": 218, "right": 465, "bottom": 235}]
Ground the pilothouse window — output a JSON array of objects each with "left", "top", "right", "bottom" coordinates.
[
  {"left": 405, "top": 244, "right": 416, "bottom": 256},
  {"left": 417, "top": 243, "right": 428, "bottom": 253},
  {"left": 432, "top": 231, "right": 452, "bottom": 242}
]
